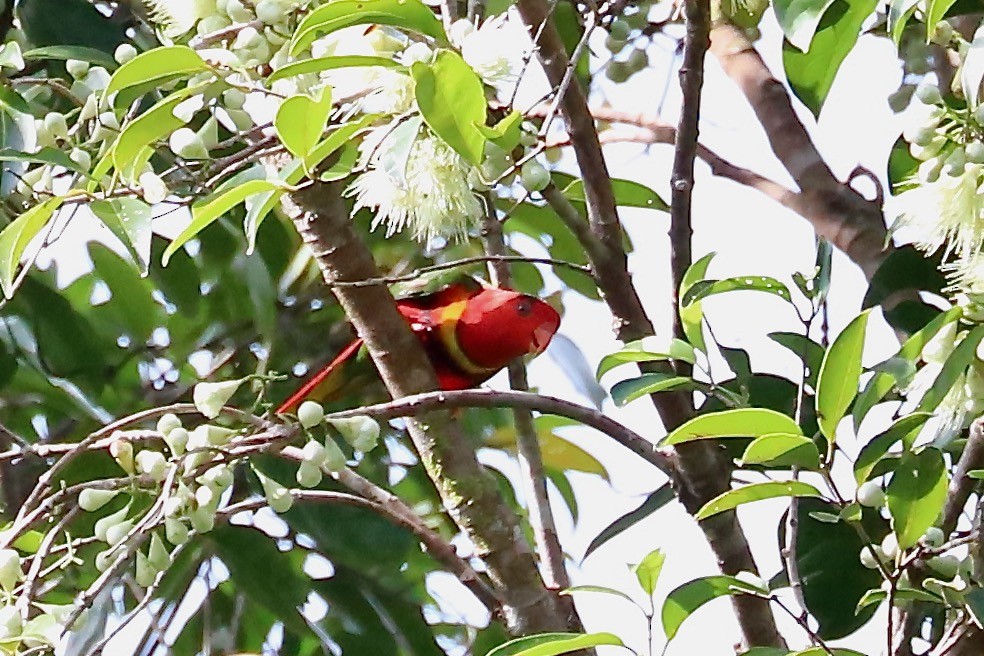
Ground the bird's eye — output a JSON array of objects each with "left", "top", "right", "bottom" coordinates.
[{"left": 515, "top": 299, "right": 533, "bottom": 317}]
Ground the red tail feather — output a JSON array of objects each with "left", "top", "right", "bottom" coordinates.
[{"left": 275, "top": 338, "right": 364, "bottom": 414}]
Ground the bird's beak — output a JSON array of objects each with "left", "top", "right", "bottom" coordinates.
[{"left": 532, "top": 323, "right": 557, "bottom": 353}]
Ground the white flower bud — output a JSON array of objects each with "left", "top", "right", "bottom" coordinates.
[
  {"left": 256, "top": 469, "right": 293, "bottom": 512},
  {"left": 193, "top": 379, "right": 243, "bottom": 418},
  {"left": 135, "top": 450, "right": 168, "bottom": 482},
  {"left": 200, "top": 464, "right": 233, "bottom": 491},
  {"left": 448, "top": 19, "right": 475, "bottom": 46},
  {"left": 78, "top": 94, "right": 99, "bottom": 122},
  {"left": 233, "top": 26, "right": 262, "bottom": 50},
  {"left": 857, "top": 481, "right": 886, "bottom": 508},
  {"left": 163, "top": 496, "right": 184, "bottom": 517},
  {"left": 69, "top": 148, "right": 92, "bottom": 171},
  {"left": 225, "top": 0, "right": 254, "bottom": 22},
  {"left": 114, "top": 43, "right": 138, "bottom": 65},
  {"left": 194, "top": 484, "right": 215, "bottom": 508},
  {"left": 915, "top": 83, "right": 942, "bottom": 105},
  {"left": 296, "top": 461, "right": 322, "bottom": 487},
  {"left": 169, "top": 127, "right": 210, "bottom": 160},
  {"left": 139, "top": 171, "right": 168, "bottom": 204},
  {"left": 0, "top": 549, "right": 22, "bottom": 591},
  {"left": 255, "top": 0, "right": 288, "bottom": 23},
  {"left": 328, "top": 416, "right": 380, "bottom": 451},
  {"left": 172, "top": 95, "right": 205, "bottom": 123},
  {"left": 109, "top": 437, "right": 134, "bottom": 474},
  {"left": 297, "top": 401, "right": 324, "bottom": 428},
  {"left": 966, "top": 141, "right": 984, "bottom": 164},
  {"left": 302, "top": 439, "right": 327, "bottom": 466},
  {"left": 323, "top": 436, "right": 347, "bottom": 472},
  {"left": 162, "top": 426, "right": 188, "bottom": 456},
  {"left": 135, "top": 549, "right": 157, "bottom": 587},
  {"left": 859, "top": 546, "right": 884, "bottom": 569},
  {"left": 43, "top": 112, "right": 68, "bottom": 141},
  {"left": 401, "top": 42, "right": 433, "bottom": 65},
  {"left": 927, "top": 554, "right": 960, "bottom": 579},
  {"left": 520, "top": 159, "right": 550, "bottom": 192},
  {"left": 148, "top": 533, "right": 170, "bottom": 571},
  {"left": 0, "top": 604, "right": 22, "bottom": 639},
  {"left": 78, "top": 488, "right": 119, "bottom": 512},
  {"left": 105, "top": 519, "right": 134, "bottom": 547},
  {"left": 0, "top": 42, "right": 24, "bottom": 72},
  {"left": 165, "top": 517, "right": 190, "bottom": 545},
  {"left": 222, "top": 88, "right": 246, "bottom": 110},
  {"left": 94, "top": 504, "right": 130, "bottom": 542},
  {"left": 881, "top": 533, "right": 899, "bottom": 560},
  {"left": 197, "top": 15, "right": 232, "bottom": 36},
  {"left": 188, "top": 506, "right": 216, "bottom": 533},
  {"left": 66, "top": 59, "right": 89, "bottom": 79}
]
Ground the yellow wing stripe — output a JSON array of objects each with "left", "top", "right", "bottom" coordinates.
[{"left": 437, "top": 300, "right": 498, "bottom": 376}]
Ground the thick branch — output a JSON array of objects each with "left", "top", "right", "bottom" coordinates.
[
  {"left": 942, "top": 417, "right": 984, "bottom": 537},
  {"left": 281, "top": 180, "right": 569, "bottom": 634},
  {"left": 709, "top": 23, "right": 888, "bottom": 279}
]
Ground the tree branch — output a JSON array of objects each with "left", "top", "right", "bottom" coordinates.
[
  {"left": 709, "top": 22, "right": 889, "bottom": 279},
  {"left": 280, "top": 179, "right": 570, "bottom": 634}
]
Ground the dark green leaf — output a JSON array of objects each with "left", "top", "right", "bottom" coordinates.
[
  {"left": 485, "top": 632, "right": 625, "bottom": 656},
  {"left": 683, "top": 276, "right": 793, "bottom": 306},
  {"left": 90, "top": 198, "right": 153, "bottom": 275},
  {"left": 563, "top": 177, "right": 668, "bottom": 212},
  {"left": 854, "top": 412, "right": 932, "bottom": 484},
  {"left": 22, "top": 45, "right": 117, "bottom": 70},
  {"left": 0, "top": 147, "right": 85, "bottom": 175},
  {"left": 661, "top": 576, "right": 766, "bottom": 640},
  {"left": 583, "top": 485, "right": 676, "bottom": 558},
  {"left": 863, "top": 245, "right": 946, "bottom": 310}
]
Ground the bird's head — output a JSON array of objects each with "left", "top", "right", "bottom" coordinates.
[{"left": 456, "top": 288, "right": 560, "bottom": 368}]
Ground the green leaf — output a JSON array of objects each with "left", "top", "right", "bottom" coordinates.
[
  {"left": 968, "top": 469, "right": 984, "bottom": 480},
  {"left": 853, "top": 307, "right": 961, "bottom": 429},
  {"left": 887, "top": 448, "right": 948, "bottom": 550},
  {"left": 484, "top": 632, "right": 625, "bottom": 656},
  {"left": 22, "top": 45, "right": 117, "bottom": 70},
  {"left": 768, "top": 331, "right": 825, "bottom": 388},
  {"left": 661, "top": 576, "right": 767, "bottom": 640},
  {"left": 90, "top": 198, "right": 153, "bottom": 276},
  {"left": 561, "top": 585, "right": 636, "bottom": 605},
  {"left": 164, "top": 179, "right": 288, "bottom": 265},
  {"left": 488, "top": 416, "right": 609, "bottom": 479},
  {"left": 476, "top": 110, "right": 523, "bottom": 151},
  {"left": 632, "top": 548, "right": 666, "bottom": 596},
  {"left": 678, "top": 252, "right": 715, "bottom": 353},
  {"left": 0, "top": 87, "right": 30, "bottom": 115},
  {"left": 683, "top": 276, "right": 793, "bottom": 306},
  {"left": 863, "top": 245, "right": 946, "bottom": 311},
  {"left": 773, "top": 0, "right": 837, "bottom": 50},
  {"left": 917, "top": 324, "right": 984, "bottom": 412},
  {"left": 113, "top": 83, "right": 211, "bottom": 180},
  {"left": 815, "top": 309, "right": 869, "bottom": 442},
  {"left": 412, "top": 51, "right": 486, "bottom": 165},
  {"left": 611, "top": 373, "right": 700, "bottom": 407},
  {"left": 856, "top": 587, "right": 943, "bottom": 612},
  {"left": 268, "top": 55, "right": 403, "bottom": 83},
  {"left": 854, "top": 412, "right": 932, "bottom": 484},
  {"left": 663, "top": 408, "right": 803, "bottom": 446},
  {"left": 598, "top": 337, "right": 697, "bottom": 378},
  {"left": 0, "top": 197, "right": 63, "bottom": 298},
  {"left": 794, "top": 498, "right": 883, "bottom": 639},
  {"left": 925, "top": 0, "right": 959, "bottom": 40},
  {"left": 740, "top": 433, "right": 821, "bottom": 469},
  {"left": 781, "top": 0, "right": 878, "bottom": 116},
  {"left": 291, "top": 0, "right": 447, "bottom": 55},
  {"left": 563, "top": 177, "right": 669, "bottom": 212},
  {"left": 584, "top": 485, "right": 676, "bottom": 558},
  {"left": 275, "top": 87, "right": 334, "bottom": 171},
  {"left": 696, "top": 481, "right": 823, "bottom": 520},
  {"left": 105, "top": 46, "right": 208, "bottom": 108},
  {"left": 0, "top": 147, "right": 86, "bottom": 175}
]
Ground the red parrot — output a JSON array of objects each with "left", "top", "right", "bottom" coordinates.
[{"left": 276, "top": 277, "right": 560, "bottom": 414}]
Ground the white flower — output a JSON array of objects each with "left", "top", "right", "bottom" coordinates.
[
  {"left": 894, "top": 163, "right": 984, "bottom": 272},
  {"left": 348, "top": 122, "right": 483, "bottom": 243},
  {"left": 454, "top": 13, "right": 529, "bottom": 93},
  {"left": 145, "top": 0, "right": 217, "bottom": 38},
  {"left": 192, "top": 379, "right": 243, "bottom": 418}
]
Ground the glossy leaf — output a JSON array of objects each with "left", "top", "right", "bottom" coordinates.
[
  {"left": 768, "top": 331, "right": 825, "bottom": 388},
  {"left": 815, "top": 309, "right": 869, "bottom": 442},
  {"left": 90, "top": 198, "right": 153, "bottom": 275},
  {"left": 0, "top": 147, "right": 86, "bottom": 175},
  {"left": 887, "top": 448, "right": 948, "bottom": 549},
  {"left": 632, "top": 548, "right": 666, "bottom": 597},
  {"left": 561, "top": 585, "right": 636, "bottom": 605},
  {"left": 856, "top": 587, "right": 942, "bottom": 612},
  {"left": 853, "top": 307, "right": 960, "bottom": 429},
  {"left": 854, "top": 412, "right": 932, "bottom": 484},
  {"left": 678, "top": 252, "right": 715, "bottom": 352},
  {"left": 22, "top": 45, "right": 117, "bottom": 69},
  {"left": 925, "top": 0, "right": 959, "bottom": 40},
  {"left": 268, "top": 55, "right": 403, "bottom": 82},
  {"left": 740, "top": 433, "right": 821, "bottom": 469},
  {"left": 104, "top": 46, "right": 208, "bottom": 107},
  {"left": 0, "top": 197, "right": 63, "bottom": 298},
  {"left": 291, "top": 0, "right": 447, "bottom": 55},
  {"left": 782, "top": 0, "right": 878, "bottom": 116},
  {"left": 562, "top": 177, "right": 668, "bottom": 212},
  {"left": 164, "top": 179, "right": 287, "bottom": 265},
  {"left": 597, "top": 337, "right": 697, "bottom": 378},
  {"left": 611, "top": 373, "right": 700, "bottom": 407},
  {"left": 484, "top": 632, "right": 625, "bottom": 656},
  {"left": 275, "top": 87, "right": 334, "bottom": 170},
  {"left": 584, "top": 485, "right": 676, "bottom": 558},
  {"left": 663, "top": 408, "right": 803, "bottom": 446},
  {"left": 696, "top": 481, "right": 823, "bottom": 520},
  {"left": 682, "top": 276, "right": 793, "bottom": 307},
  {"left": 412, "top": 51, "right": 486, "bottom": 165},
  {"left": 773, "top": 0, "right": 837, "bottom": 50},
  {"left": 662, "top": 576, "right": 766, "bottom": 640},
  {"left": 916, "top": 324, "right": 984, "bottom": 413}
]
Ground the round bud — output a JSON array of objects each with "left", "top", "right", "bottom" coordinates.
[
  {"left": 79, "top": 488, "right": 119, "bottom": 512},
  {"left": 114, "top": 43, "right": 138, "bottom": 65},
  {"left": 0, "top": 604, "right": 22, "bottom": 639},
  {"left": 296, "top": 461, "right": 323, "bottom": 487},
  {"left": 165, "top": 517, "right": 190, "bottom": 545},
  {"left": 626, "top": 47, "right": 648, "bottom": 72},
  {"left": 521, "top": 159, "right": 550, "bottom": 192},
  {"left": 606, "top": 60, "right": 630, "bottom": 83},
  {"left": 297, "top": 400, "right": 325, "bottom": 429},
  {"left": 135, "top": 450, "right": 168, "bottom": 482},
  {"left": 222, "top": 88, "right": 247, "bottom": 111},
  {"left": 915, "top": 83, "right": 942, "bottom": 105},
  {"left": 255, "top": 0, "right": 288, "bottom": 24},
  {"left": 169, "top": 127, "right": 210, "bottom": 160},
  {"left": 164, "top": 426, "right": 189, "bottom": 456},
  {"left": 43, "top": 112, "right": 68, "bottom": 141},
  {"left": 920, "top": 526, "right": 945, "bottom": 548},
  {"left": 105, "top": 519, "right": 135, "bottom": 547},
  {"left": 94, "top": 549, "right": 114, "bottom": 572},
  {"left": 139, "top": 171, "right": 169, "bottom": 205},
  {"left": 965, "top": 141, "right": 984, "bottom": 164},
  {"left": 66, "top": 59, "right": 89, "bottom": 79},
  {"left": 604, "top": 35, "right": 626, "bottom": 53},
  {"left": 927, "top": 554, "right": 960, "bottom": 579},
  {"left": 69, "top": 148, "right": 92, "bottom": 171},
  {"left": 857, "top": 481, "right": 886, "bottom": 508},
  {"left": 608, "top": 19, "right": 631, "bottom": 41},
  {"left": 881, "top": 533, "right": 900, "bottom": 560},
  {"left": 859, "top": 546, "right": 884, "bottom": 570},
  {"left": 225, "top": 0, "right": 255, "bottom": 22},
  {"left": 931, "top": 21, "right": 953, "bottom": 46},
  {"left": 188, "top": 506, "right": 216, "bottom": 533},
  {"left": 0, "top": 549, "right": 22, "bottom": 591}
]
